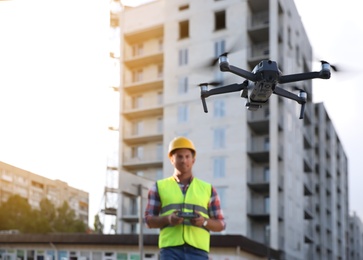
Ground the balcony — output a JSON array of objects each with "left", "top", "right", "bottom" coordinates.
[
  {"left": 303, "top": 125, "right": 314, "bottom": 149},
  {"left": 124, "top": 132, "right": 163, "bottom": 145},
  {"left": 248, "top": 11, "right": 269, "bottom": 42},
  {"left": 110, "top": 12, "right": 119, "bottom": 28},
  {"left": 123, "top": 99, "right": 163, "bottom": 119},
  {"left": 124, "top": 50, "right": 163, "bottom": 69},
  {"left": 304, "top": 174, "right": 313, "bottom": 196},
  {"left": 248, "top": 42, "right": 269, "bottom": 68},
  {"left": 124, "top": 78, "right": 163, "bottom": 94},
  {"left": 122, "top": 147, "right": 163, "bottom": 170},
  {"left": 304, "top": 203, "right": 313, "bottom": 220},
  {"left": 247, "top": 107, "right": 269, "bottom": 135},
  {"left": 248, "top": 208, "right": 269, "bottom": 222},
  {"left": 248, "top": 180, "right": 269, "bottom": 193},
  {"left": 247, "top": 136, "right": 269, "bottom": 163},
  {"left": 124, "top": 25, "right": 163, "bottom": 44},
  {"left": 248, "top": 0, "right": 268, "bottom": 13},
  {"left": 304, "top": 221, "right": 313, "bottom": 244}
]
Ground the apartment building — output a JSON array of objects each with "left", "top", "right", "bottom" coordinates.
[
  {"left": 0, "top": 161, "right": 89, "bottom": 225},
  {"left": 112, "top": 0, "right": 349, "bottom": 259},
  {"left": 348, "top": 212, "right": 363, "bottom": 260},
  {"left": 311, "top": 102, "right": 349, "bottom": 259}
]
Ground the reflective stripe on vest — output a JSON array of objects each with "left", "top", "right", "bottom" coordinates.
[{"left": 157, "top": 176, "right": 212, "bottom": 252}]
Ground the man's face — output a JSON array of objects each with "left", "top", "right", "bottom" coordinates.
[{"left": 170, "top": 148, "right": 195, "bottom": 174}]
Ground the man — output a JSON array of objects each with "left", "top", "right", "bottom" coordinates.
[{"left": 145, "top": 136, "right": 225, "bottom": 260}]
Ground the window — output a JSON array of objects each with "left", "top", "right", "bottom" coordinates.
[
  {"left": 214, "top": 39, "right": 225, "bottom": 57},
  {"left": 264, "top": 196, "right": 270, "bottom": 213},
  {"left": 132, "top": 69, "right": 143, "bottom": 82},
  {"left": 132, "top": 43, "right": 143, "bottom": 57},
  {"left": 179, "top": 20, "right": 189, "bottom": 39},
  {"left": 264, "top": 225, "right": 271, "bottom": 243},
  {"left": 213, "top": 128, "right": 225, "bottom": 148},
  {"left": 263, "top": 167, "right": 270, "bottom": 182},
  {"left": 213, "top": 157, "right": 225, "bottom": 178},
  {"left": 157, "top": 64, "right": 163, "bottom": 78},
  {"left": 156, "top": 143, "right": 163, "bottom": 160},
  {"left": 131, "top": 120, "right": 143, "bottom": 135},
  {"left": 131, "top": 146, "right": 143, "bottom": 159},
  {"left": 156, "top": 117, "right": 163, "bottom": 133},
  {"left": 131, "top": 95, "right": 142, "bottom": 109},
  {"left": 214, "top": 69, "right": 224, "bottom": 84},
  {"left": 158, "top": 38, "right": 163, "bottom": 51},
  {"left": 295, "top": 45, "right": 300, "bottom": 65},
  {"left": 157, "top": 91, "right": 163, "bottom": 105},
  {"left": 215, "top": 186, "right": 226, "bottom": 207},
  {"left": 264, "top": 137, "right": 270, "bottom": 150},
  {"left": 130, "top": 197, "right": 138, "bottom": 215},
  {"left": 178, "top": 48, "right": 188, "bottom": 66},
  {"left": 179, "top": 4, "right": 189, "bottom": 11},
  {"left": 156, "top": 169, "right": 163, "bottom": 180},
  {"left": 178, "top": 76, "right": 188, "bottom": 94},
  {"left": 214, "top": 10, "right": 226, "bottom": 31},
  {"left": 213, "top": 99, "right": 225, "bottom": 118},
  {"left": 178, "top": 104, "right": 189, "bottom": 123},
  {"left": 136, "top": 171, "right": 144, "bottom": 177}
]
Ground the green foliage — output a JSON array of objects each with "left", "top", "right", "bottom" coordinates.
[
  {"left": 0, "top": 194, "right": 87, "bottom": 234},
  {"left": 93, "top": 214, "right": 104, "bottom": 234}
]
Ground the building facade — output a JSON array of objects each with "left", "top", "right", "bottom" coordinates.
[
  {"left": 110, "top": 0, "right": 350, "bottom": 259},
  {"left": 0, "top": 161, "right": 89, "bottom": 225},
  {"left": 311, "top": 103, "right": 349, "bottom": 259},
  {"left": 0, "top": 234, "right": 280, "bottom": 260},
  {"left": 348, "top": 212, "right": 363, "bottom": 260}
]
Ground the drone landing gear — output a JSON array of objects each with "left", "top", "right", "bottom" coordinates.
[{"left": 298, "top": 91, "right": 307, "bottom": 120}]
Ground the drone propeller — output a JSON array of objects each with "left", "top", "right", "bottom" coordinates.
[
  {"left": 198, "top": 80, "right": 223, "bottom": 87},
  {"left": 320, "top": 60, "right": 339, "bottom": 72},
  {"left": 292, "top": 86, "right": 305, "bottom": 92},
  {"left": 208, "top": 36, "right": 244, "bottom": 68},
  {"left": 210, "top": 52, "right": 229, "bottom": 67}
]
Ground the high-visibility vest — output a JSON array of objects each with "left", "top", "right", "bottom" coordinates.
[{"left": 157, "top": 176, "right": 212, "bottom": 252}]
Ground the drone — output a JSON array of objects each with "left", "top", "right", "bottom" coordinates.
[{"left": 198, "top": 54, "right": 332, "bottom": 119}]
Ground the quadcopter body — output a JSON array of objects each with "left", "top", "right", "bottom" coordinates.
[{"left": 199, "top": 54, "right": 331, "bottom": 119}]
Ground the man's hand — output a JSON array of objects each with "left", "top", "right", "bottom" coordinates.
[
  {"left": 190, "top": 211, "right": 205, "bottom": 227},
  {"left": 168, "top": 211, "right": 184, "bottom": 226}
]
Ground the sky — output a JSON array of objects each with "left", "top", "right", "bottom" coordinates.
[{"left": 0, "top": 0, "right": 362, "bottom": 230}]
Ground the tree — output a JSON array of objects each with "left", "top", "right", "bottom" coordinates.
[
  {"left": 32, "top": 198, "right": 57, "bottom": 233},
  {"left": 93, "top": 213, "right": 104, "bottom": 234},
  {"left": 53, "top": 201, "right": 87, "bottom": 233},
  {"left": 0, "top": 194, "right": 36, "bottom": 232},
  {"left": 0, "top": 195, "right": 87, "bottom": 233}
]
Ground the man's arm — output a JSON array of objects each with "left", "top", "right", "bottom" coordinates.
[
  {"left": 190, "top": 213, "right": 224, "bottom": 232},
  {"left": 207, "top": 186, "right": 226, "bottom": 231},
  {"left": 146, "top": 212, "right": 183, "bottom": 229},
  {"left": 145, "top": 183, "right": 184, "bottom": 229}
]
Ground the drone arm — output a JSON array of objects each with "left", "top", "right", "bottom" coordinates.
[
  {"left": 273, "top": 86, "right": 303, "bottom": 104},
  {"left": 220, "top": 64, "right": 257, "bottom": 81},
  {"left": 202, "top": 82, "right": 247, "bottom": 98},
  {"left": 279, "top": 71, "right": 330, "bottom": 84},
  {"left": 273, "top": 86, "right": 307, "bottom": 119}
]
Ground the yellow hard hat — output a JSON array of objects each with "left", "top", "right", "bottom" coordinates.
[{"left": 168, "top": 136, "right": 196, "bottom": 157}]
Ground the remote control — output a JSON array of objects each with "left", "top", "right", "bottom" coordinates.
[{"left": 177, "top": 212, "right": 199, "bottom": 219}]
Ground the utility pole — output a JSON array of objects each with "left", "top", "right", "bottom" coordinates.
[{"left": 138, "top": 184, "right": 144, "bottom": 260}]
